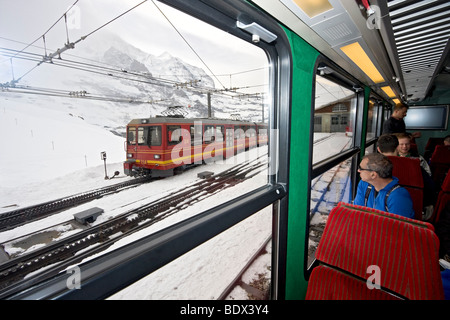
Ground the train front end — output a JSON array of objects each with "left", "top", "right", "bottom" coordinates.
[{"left": 124, "top": 119, "right": 175, "bottom": 178}]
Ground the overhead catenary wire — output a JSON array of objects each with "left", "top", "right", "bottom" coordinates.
[
  {"left": 0, "top": 46, "right": 267, "bottom": 100},
  {"left": 0, "top": 2, "right": 267, "bottom": 104},
  {"left": 9, "top": 0, "right": 149, "bottom": 84},
  {"left": 0, "top": 0, "right": 80, "bottom": 65},
  {"left": 150, "top": 0, "right": 227, "bottom": 90}
]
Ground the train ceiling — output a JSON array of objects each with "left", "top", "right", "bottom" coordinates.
[{"left": 252, "top": 0, "right": 450, "bottom": 106}]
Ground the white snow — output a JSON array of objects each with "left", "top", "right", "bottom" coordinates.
[
  {"left": 0, "top": 92, "right": 353, "bottom": 299},
  {"left": 0, "top": 92, "right": 274, "bottom": 299}
]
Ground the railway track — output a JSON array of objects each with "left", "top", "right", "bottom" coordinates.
[
  {"left": 0, "top": 157, "right": 267, "bottom": 293},
  {"left": 0, "top": 176, "right": 152, "bottom": 231},
  {"left": 308, "top": 138, "right": 353, "bottom": 264},
  {"left": 218, "top": 237, "right": 271, "bottom": 300}
]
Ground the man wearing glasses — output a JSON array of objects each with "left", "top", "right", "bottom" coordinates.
[{"left": 353, "top": 153, "right": 415, "bottom": 219}]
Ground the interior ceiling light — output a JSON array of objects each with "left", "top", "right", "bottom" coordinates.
[
  {"left": 292, "top": 0, "right": 333, "bottom": 18},
  {"left": 381, "top": 86, "right": 397, "bottom": 98},
  {"left": 340, "top": 42, "right": 385, "bottom": 84}
]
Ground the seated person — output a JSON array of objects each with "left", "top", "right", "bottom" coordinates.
[
  {"left": 395, "top": 132, "right": 436, "bottom": 217},
  {"left": 377, "top": 134, "right": 398, "bottom": 156},
  {"left": 395, "top": 132, "right": 431, "bottom": 175},
  {"left": 353, "top": 153, "right": 415, "bottom": 219},
  {"left": 444, "top": 135, "right": 450, "bottom": 146}
]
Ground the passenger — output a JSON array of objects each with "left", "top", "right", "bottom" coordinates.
[
  {"left": 382, "top": 103, "right": 421, "bottom": 139},
  {"left": 395, "top": 132, "right": 431, "bottom": 176},
  {"left": 444, "top": 135, "right": 450, "bottom": 146},
  {"left": 353, "top": 153, "right": 415, "bottom": 219},
  {"left": 376, "top": 134, "right": 398, "bottom": 156},
  {"left": 395, "top": 132, "right": 436, "bottom": 218}
]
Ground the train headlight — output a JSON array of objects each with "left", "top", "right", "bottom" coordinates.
[
  {"left": 154, "top": 154, "right": 161, "bottom": 159},
  {"left": 127, "top": 153, "right": 133, "bottom": 158}
]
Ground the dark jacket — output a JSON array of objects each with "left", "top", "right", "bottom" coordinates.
[{"left": 382, "top": 116, "right": 405, "bottom": 134}]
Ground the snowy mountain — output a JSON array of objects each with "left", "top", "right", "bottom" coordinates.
[
  {"left": 2, "top": 32, "right": 265, "bottom": 137},
  {"left": 0, "top": 32, "right": 266, "bottom": 189}
]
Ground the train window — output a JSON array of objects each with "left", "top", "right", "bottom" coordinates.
[
  {"left": 137, "top": 127, "right": 146, "bottom": 146},
  {"left": 366, "top": 97, "right": 379, "bottom": 142},
  {"left": 235, "top": 126, "right": 244, "bottom": 139},
  {"left": 0, "top": 0, "right": 277, "bottom": 300},
  {"left": 139, "top": 126, "right": 162, "bottom": 147},
  {"left": 308, "top": 70, "right": 358, "bottom": 268},
  {"left": 258, "top": 127, "right": 267, "bottom": 136},
  {"left": 308, "top": 155, "right": 356, "bottom": 267},
  {"left": 108, "top": 204, "right": 273, "bottom": 300},
  {"left": 216, "top": 126, "right": 224, "bottom": 142},
  {"left": 190, "top": 125, "right": 203, "bottom": 146},
  {"left": 167, "top": 125, "right": 181, "bottom": 145},
  {"left": 204, "top": 125, "right": 215, "bottom": 143},
  {"left": 127, "top": 127, "right": 136, "bottom": 145},
  {"left": 312, "top": 74, "right": 356, "bottom": 164}
]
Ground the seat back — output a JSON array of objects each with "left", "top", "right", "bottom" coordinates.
[
  {"left": 424, "top": 137, "right": 444, "bottom": 162},
  {"left": 432, "top": 169, "right": 450, "bottom": 223},
  {"left": 306, "top": 202, "right": 444, "bottom": 300},
  {"left": 409, "top": 142, "right": 419, "bottom": 156},
  {"left": 387, "top": 156, "right": 424, "bottom": 220},
  {"left": 430, "top": 145, "right": 450, "bottom": 188},
  {"left": 305, "top": 265, "right": 400, "bottom": 300}
]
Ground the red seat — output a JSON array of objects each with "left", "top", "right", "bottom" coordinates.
[
  {"left": 409, "top": 142, "right": 419, "bottom": 156},
  {"left": 306, "top": 202, "right": 444, "bottom": 300},
  {"left": 424, "top": 137, "right": 444, "bottom": 162},
  {"left": 387, "top": 156, "right": 424, "bottom": 220},
  {"left": 432, "top": 169, "right": 450, "bottom": 223},
  {"left": 305, "top": 265, "right": 400, "bottom": 300},
  {"left": 430, "top": 145, "right": 450, "bottom": 189}
]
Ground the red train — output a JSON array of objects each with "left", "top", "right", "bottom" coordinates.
[{"left": 124, "top": 116, "right": 268, "bottom": 177}]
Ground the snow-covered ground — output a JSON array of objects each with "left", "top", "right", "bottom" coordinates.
[
  {"left": 0, "top": 93, "right": 274, "bottom": 299},
  {"left": 0, "top": 93, "right": 351, "bottom": 300}
]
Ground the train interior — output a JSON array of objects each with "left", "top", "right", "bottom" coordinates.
[{"left": 0, "top": 0, "right": 449, "bottom": 302}]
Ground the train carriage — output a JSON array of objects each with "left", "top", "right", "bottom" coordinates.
[{"left": 124, "top": 117, "right": 265, "bottom": 177}]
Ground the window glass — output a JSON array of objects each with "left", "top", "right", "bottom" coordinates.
[
  {"left": 313, "top": 74, "right": 356, "bottom": 164},
  {"left": 128, "top": 127, "right": 136, "bottom": 145},
  {"left": 308, "top": 70, "right": 358, "bottom": 267},
  {"left": 204, "top": 125, "right": 215, "bottom": 143},
  {"left": 308, "top": 156, "right": 355, "bottom": 267},
  {"left": 366, "top": 97, "right": 379, "bottom": 142},
  {"left": 216, "top": 126, "right": 224, "bottom": 142},
  {"left": 137, "top": 127, "right": 147, "bottom": 145},
  {"left": 0, "top": 0, "right": 271, "bottom": 294},
  {"left": 167, "top": 125, "right": 181, "bottom": 145},
  {"left": 149, "top": 126, "right": 162, "bottom": 146},
  {"left": 108, "top": 205, "right": 273, "bottom": 299},
  {"left": 190, "top": 125, "right": 203, "bottom": 146}
]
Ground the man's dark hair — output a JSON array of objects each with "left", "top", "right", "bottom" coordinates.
[
  {"left": 377, "top": 134, "right": 399, "bottom": 153},
  {"left": 393, "top": 103, "right": 409, "bottom": 112},
  {"left": 364, "top": 153, "right": 393, "bottom": 179}
]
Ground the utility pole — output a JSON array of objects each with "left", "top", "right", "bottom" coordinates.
[{"left": 207, "top": 92, "right": 211, "bottom": 118}]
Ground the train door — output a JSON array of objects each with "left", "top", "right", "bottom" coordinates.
[{"left": 216, "top": 125, "right": 225, "bottom": 160}]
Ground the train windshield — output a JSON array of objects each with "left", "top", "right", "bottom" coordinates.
[
  {"left": 146, "top": 126, "right": 162, "bottom": 146},
  {"left": 127, "top": 127, "right": 137, "bottom": 145}
]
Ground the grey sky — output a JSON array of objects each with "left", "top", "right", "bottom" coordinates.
[{"left": 0, "top": 0, "right": 267, "bottom": 91}]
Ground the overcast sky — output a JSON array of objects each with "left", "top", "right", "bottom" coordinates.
[{"left": 0, "top": 0, "right": 268, "bottom": 90}]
